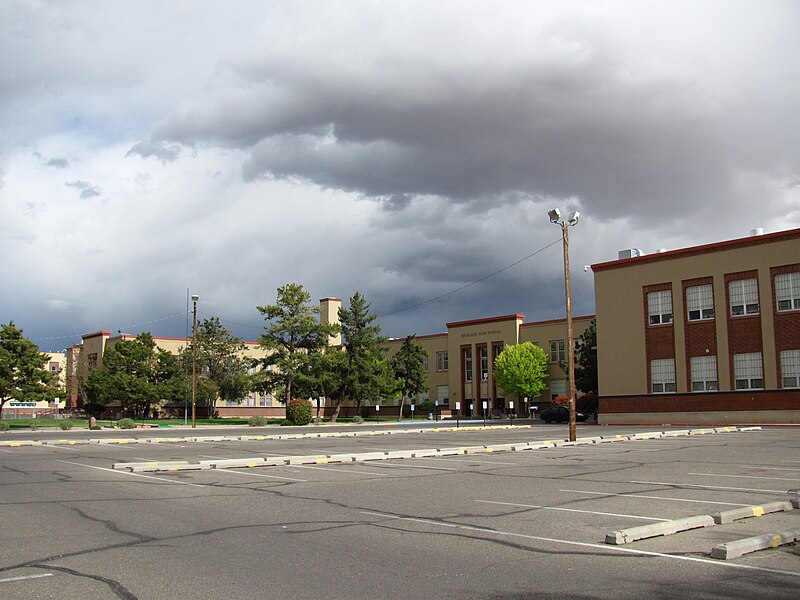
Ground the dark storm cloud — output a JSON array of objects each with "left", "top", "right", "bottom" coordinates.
[{"left": 149, "top": 1, "right": 800, "bottom": 226}]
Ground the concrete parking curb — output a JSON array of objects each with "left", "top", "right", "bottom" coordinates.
[
  {"left": 711, "top": 500, "right": 796, "bottom": 524},
  {"left": 711, "top": 530, "right": 800, "bottom": 560},
  {"left": 110, "top": 426, "right": 757, "bottom": 473},
  {"left": 605, "top": 515, "right": 715, "bottom": 545}
]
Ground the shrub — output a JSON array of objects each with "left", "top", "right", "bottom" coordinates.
[
  {"left": 286, "top": 399, "right": 313, "bottom": 426},
  {"left": 0, "top": 421, "right": 9, "bottom": 431},
  {"left": 552, "top": 395, "right": 570, "bottom": 407},
  {"left": 58, "top": 420, "right": 73, "bottom": 430},
  {"left": 118, "top": 418, "right": 135, "bottom": 429},
  {"left": 248, "top": 415, "right": 267, "bottom": 427},
  {"left": 90, "top": 425, "right": 102, "bottom": 431},
  {"left": 313, "top": 416, "right": 323, "bottom": 425},
  {"left": 279, "top": 419, "right": 293, "bottom": 426},
  {"left": 352, "top": 415, "right": 364, "bottom": 424}
]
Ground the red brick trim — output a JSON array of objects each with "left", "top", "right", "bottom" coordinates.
[
  {"left": 447, "top": 314, "right": 524, "bottom": 328},
  {"left": 600, "top": 389, "right": 800, "bottom": 413}
]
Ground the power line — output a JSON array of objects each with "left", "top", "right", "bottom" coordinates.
[{"left": 378, "top": 237, "right": 562, "bottom": 317}]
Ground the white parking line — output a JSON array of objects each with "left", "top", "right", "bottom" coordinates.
[
  {"left": 688, "top": 472, "right": 800, "bottom": 482},
  {"left": 417, "top": 457, "right": 520, "bottom": 466},
  {"left": 630, "top": 480, "right": 788, "bottom": 494},
  {"left": 476, "top": 499, "right": 667, "bottom": 521},
  {"left": 379, "top": 463, "right": 458, "bottom": 471},
  {"left": 0, "top": 573, "right": 54, "bottom": 584},
  {"left": 739, "top": 465, "right": 800, "bottom": 472},
  {"left": 560, "top": 489, "right": 750, "bottom": 507},
  {"left": 57, "top": 460, "right": 211, "bottom": 488},
  {"left": 292, "top": 465, "right": 388, "bottom": 476},
  {"left": 215, "top": 469, "right": 307, "bottom": 482},
  {"left": 360, "top": 510, "right": 800, "bottom": 578}
]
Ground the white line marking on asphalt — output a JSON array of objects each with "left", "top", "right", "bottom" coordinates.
[
  {"left": 57, "top": 460, "right": 211, "bottom": 488},
  {"left": 416, "top": 457, "right": 520, "bottom": 466},
  {"left": 688, "top": 472, "right": 800, "bottom": 482},
  {"left": 630, "top": 480, "right": 787, "bottom": 494},
  {"left": 215, "top": 470, "right": 307, "bottom": 482},
  {"left": 378, "top": 463, "right": 458, "bottom": 471},
  {"left": 0, "top": 573, "right": 54, "bottom": 584},
  {"left": 476, "top": 500, "right": 667, "bottom": 521},
  {"left": 0, "top": 448, "right": 13, "bottom": 453},
  {"left": 198, "top": 455, "right": 226, "bottom": 459},
  {"left": 560, "top": 489, "right": 750, "bottom": 507},
  {"left": 291, "top": 465, "right": 388, "bottom": 476},
  {"left": 359, "top": 511, "right": 800, "bottom": 578},
  {"left": 739, "top": 465, "right": 800, "bottom": 472}
]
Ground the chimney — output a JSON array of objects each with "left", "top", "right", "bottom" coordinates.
[{"left": 319, "top": 298, "right": 342, "bottom": 346}]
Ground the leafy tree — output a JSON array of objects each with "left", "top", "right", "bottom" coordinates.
[
  {"left": 390, "top": 335, "right": 428, "bottom": 421},
  {"left": 574, "top": 319, "right": 598, "bottom": 397},
  {"left": 0, "top": 322, "right": 58, "bottom": 412},
  {"left": 493, "top": 342, "right": 549, "bottom": 400},
  {"left": 336, "top": 292, "right": 395, "bottom": 420},
  {"left": 257, "top": 283, "right": 339, "bottom": 404},
  {"left": 308, "top": 346, "right": 349, "bottom": 419},
  {"left": 83, "top": 333, "right": 183, "bottom": 418},
  {"left": 181, "top": 317, "right": 253, "bottom": 416}
]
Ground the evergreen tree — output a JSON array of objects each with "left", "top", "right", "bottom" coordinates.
[
  {"left": 390, "top": 335, "right": 428, "bottom": 421},
  {"left": 337, "top": 292, "right": 394, "bottom": 420},
  {"left": 182, "top": 317, "right": 253, "bottom": 415},
  {"left": 257, "top": 283, "right": 339, "bottom": 403}
]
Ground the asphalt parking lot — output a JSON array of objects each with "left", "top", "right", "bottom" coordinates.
[{"left": 1, "top": 423, "right": 799, "bottom": 599}]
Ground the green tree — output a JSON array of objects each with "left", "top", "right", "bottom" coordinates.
[
  {"left": 574, "top": 319, "right": 598, "bottom": 397},
  {"left": 182, "top": 317, "right": 253, "bottom": 416},
  {"left": 257, "top": 283, "right": 339, "bottom": 404},
  {"left": 390, "top": 335, "right": 428, "bottom": 421},
  {"left": 336, "top": 292, "right": 395, "bottom": 420},
  {"left": 0, "top": 322, "right": 58, "bottom": 412},
  {"left": 84, "top": 333, "right": 183, "bottom": 418},
  {"left": 493, "top": 342, "right": 549, "bottom": 400}
]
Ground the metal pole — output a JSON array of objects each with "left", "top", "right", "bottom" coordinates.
[
  {"left": 562, "top": 222, "right": 577, "bottom": 442},
  {"left": 191, "top": 298, "right": 198, "bottom": 429}
]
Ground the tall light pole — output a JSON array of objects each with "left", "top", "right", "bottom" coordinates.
[
  {"left": 549, "top": 208, "right": 580, "bottom": 442},
  {"left": 191, "top": 294, "right": 199, "bottom": 429}
]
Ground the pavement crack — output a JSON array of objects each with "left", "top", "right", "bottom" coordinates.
[{"left": 30, "top": 563, "right": 139, "bottom": 599}]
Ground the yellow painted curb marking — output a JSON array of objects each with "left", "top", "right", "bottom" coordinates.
[
  {"left": 752, "top": 506, "right": 764, "bottom": 517},
  {"left": 316, "top": 457, "right": 329, "bottom": 464},
  {"left": 770, "top": 535, "right": 782, "bottom": 548}
]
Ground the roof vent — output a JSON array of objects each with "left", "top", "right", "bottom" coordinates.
[
  {"left": 750, "top": 228, "right": 764, "bottom": 236},
  {"left": 618, "top": 248, "right": 645, "bottom": 260}
]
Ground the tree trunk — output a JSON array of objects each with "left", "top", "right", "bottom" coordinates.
[
  {"left": 330, "top": 400, "right": 342, "bottom": 423},
  {"left": 397, "top": 395, "right": 406, "bottom": 421}
]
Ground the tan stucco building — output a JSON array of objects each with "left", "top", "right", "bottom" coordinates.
[
  {"left": 592, "top": 227, "right": 800, "bottom": 424},
  {"left": 385, "top": 313, "right": 594, "bottom": 418}
]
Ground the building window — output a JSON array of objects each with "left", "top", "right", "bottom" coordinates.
[
  {"left": 49, "top": 362, "right": 60, "bottom": 373},
  {"left": 550, "top": 379, "right": 566, "bottom": 400},
  {"left": 729, "top": 278, "right": 759, "bottom": 316},
  {"left": 436, "top": 351, "right": 448, "bottom": 372},
  {"left": 733, "top": 352, "right": 763, "bottom": 390},
  {"left": 780, "top": 350, "right": 800, "bottom": 388},
  {"left": 436, "top": 385, "right": 449, "bottom": 406},
  {"left": 422, "top": 353, "right": 429, "bottom": 372},
  {"left": 464, "top": 348, "right": 473, "bottom": 382},
  {"left": 690, "top": 355, "right": 718, "bottom": 391},
  {"left": 647, "top": 290, "right": 673, "bottom": 325},
  {"left": 686, "top": 284, "right": 714, "bottom": 321},
  {"left": 650, "top": 359, "right": 676, "bottom": 393},
  {"left": 479, "top": 347, "right": 489, "bottom": 380},
  {"left": 549, "top": 340, "right": 565, "bottom": 363},
  {"left": 775, "top": 272, "right": 800, "bottom": 312}
]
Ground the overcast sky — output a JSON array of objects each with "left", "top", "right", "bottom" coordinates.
[{"left": 2, "top": 0, "right": 799, "bottom": 352}]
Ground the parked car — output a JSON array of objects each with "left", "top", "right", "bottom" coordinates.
[{"left": 539, "top": 405, "right": 587, "bottom": 423}]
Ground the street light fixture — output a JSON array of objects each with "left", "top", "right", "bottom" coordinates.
[
  {"left": 549, "top": 209, "right": 579, "bottom": 442},
  {"left": 191, "top": 294, "right": 199, "bottom": 429}
]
